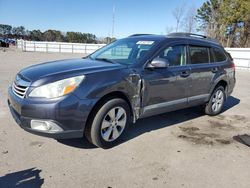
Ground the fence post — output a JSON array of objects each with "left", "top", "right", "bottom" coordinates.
[
  {"left": 85, "top": 45, "right": 87, "bottom": 54},
  {"left": 21, "top": 40, "right": 24, "bottom": 51},
  {"left": 34, "top": 42, "right": 36, "bottom": 52},
  {"left": 24, "top": 41, "right": 26, "bottom": 52},
  {"left": 46, "top": 43, "right": 48, "bottom": 53},
  {"left": 59, "top": 43, "right": 61, "bottom": 53},
  {"left": 72, "top": 44, "right": 74, "bottom": 53}
]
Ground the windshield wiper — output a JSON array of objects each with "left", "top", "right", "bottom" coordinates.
[{"left": 95, "top": 58, "right": 116, "bottom": 64}]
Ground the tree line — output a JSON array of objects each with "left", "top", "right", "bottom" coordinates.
[
  {"left": 171, "top": 0, "right": 250, "bottom": 47},
  {"left": 0, "top": 24, "right": 114, "bottom": 44}
]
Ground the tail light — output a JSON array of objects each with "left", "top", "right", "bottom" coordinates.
[
  {"left": 231, "top": 61, "right": 235, "bottom": 70},
  {"left": 227, "top": 52, "right": 235, "bottom": 70}
]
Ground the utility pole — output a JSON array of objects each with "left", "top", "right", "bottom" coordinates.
[{"left": 112, "top": 5, "right": 115, "bottom": 38}]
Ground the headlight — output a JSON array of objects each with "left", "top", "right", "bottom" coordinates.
[{"left": 29, "top": 75, "right": 85, "bottom": 98}]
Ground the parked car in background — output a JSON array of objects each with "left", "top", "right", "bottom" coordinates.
[
  {"left": 0, "top": 37, "right": 16, "bottom": 47},
  {"left": 8, "top": 33, "right": 236, "bottom": 148}
]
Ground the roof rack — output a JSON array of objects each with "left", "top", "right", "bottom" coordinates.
[
  {"left": 167, "top": 32, "right": 219, "bottom": 43},
  {"left": 129, "top": 34, "right": 153, "bottom": 37}
]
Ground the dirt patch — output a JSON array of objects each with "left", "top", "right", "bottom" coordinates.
[
  {"left": 215, "top": 139, "right": 231, "bottom": 145},
  {"left": 177, "top": 121, "right": 235, "bottom": 146},
  {"left": 208, "top": 120, "right": 235, "bottom": 130},
  {"left": 179, "top": 126, "right": 219, "bottom": 138},
  {"left": 232, "top": 115, "right": 247, "bottom": 122},
  {"left": 178, "top": 134, "right": 214, "bottom": 145},
  {"left": 177, "top": 126, "right": 221, "bottom": 145},
  {"left": 179, "top": 127, "right": 200, "bottom": 132}
]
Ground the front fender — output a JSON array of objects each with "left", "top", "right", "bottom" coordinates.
[{"left": 73, "top": 68, "right": 143, "bottom": 123}]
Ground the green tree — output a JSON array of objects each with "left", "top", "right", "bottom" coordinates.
[
  {"left": 43, "top": 30, "right": 64, "bottom": 42},
  {"left": 12, "top": 26, "right": 26, "bottom": 38},
  {"left": 219, "top": 0, "right": 250, "bottom": 47},
  {"left": 196, "top": 0, "right": 250, "bottom": 47},
  {"left": 29, "top": 30, "right": 44, "bottom": 41},
  {"left": 65, "top": 32, "right": 97, "bottom": 43},
  {"left": 0, "top": 24, "right": 12, "bottom": 36},
  {"left": 196, "top": 0, "right": 222, "bottom": 38}
]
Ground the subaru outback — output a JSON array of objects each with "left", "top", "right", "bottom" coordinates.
[{"left": 8, "top": 33, "right": 236, "bottom": 148}]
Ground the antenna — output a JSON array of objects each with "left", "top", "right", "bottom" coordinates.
[{"left": 112, "top": 5, "right": 115, "bottom": 38}]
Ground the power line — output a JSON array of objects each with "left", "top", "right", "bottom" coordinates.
[{"left": 112, "top": 5, "right": 115, "bottom": 38}]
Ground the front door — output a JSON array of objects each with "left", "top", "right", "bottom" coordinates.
[{"left": 141, "top": 44, "right": 191, "bottom": 118}]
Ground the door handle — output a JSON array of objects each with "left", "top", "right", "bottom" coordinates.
[
  {"left": 180, "top": 70, "right": 190, "bottom": 77},
  {"left": 211, "top": 67, "right": 218, "bottom": 73}
]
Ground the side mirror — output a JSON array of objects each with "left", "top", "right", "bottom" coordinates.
[{"left": 147, "top": 58, "right": 169, "bottom": 68}]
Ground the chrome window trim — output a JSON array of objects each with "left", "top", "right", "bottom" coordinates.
[
  {"left": 143, "top": 98, "right": 187, "bottom": 112},
  {"left": 143, "top": 94, "right": 209, "bottom": 113},
  {"left": 188, "top": 94, "right": 210, "bottom": 102}
]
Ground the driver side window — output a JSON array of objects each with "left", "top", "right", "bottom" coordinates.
[{"left": 157, "top": 45, "right": 186, "bottom": 66}]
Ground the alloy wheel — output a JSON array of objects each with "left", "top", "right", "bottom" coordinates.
[
  {"left": 211, "top": 90, "right": 224, "bottom": 112},
  {"left": 101, "top": 107, "right": 127, "bottom": 142}
]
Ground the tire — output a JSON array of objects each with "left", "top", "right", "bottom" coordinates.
[
  {"left": 85, "top": 98, "right": 131, "bottom": 148},
  {"left": 205, "top": 86, "right": 226, "bottom": 116}
]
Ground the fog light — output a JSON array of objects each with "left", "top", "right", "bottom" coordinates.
[{"left": 31, "top": 120, "right": 63, "bottom": 133}]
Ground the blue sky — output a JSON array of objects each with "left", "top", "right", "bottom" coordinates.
[{"left": 0, "top": 0, "right": 206, "bottom": 38}]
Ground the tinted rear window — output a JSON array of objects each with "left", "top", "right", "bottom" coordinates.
[
  {"left": 212, "top": 47, "right": 227, "bottom": 62},
  {"left": 189, "top": 46, "right": 209, "bottom": 64}
]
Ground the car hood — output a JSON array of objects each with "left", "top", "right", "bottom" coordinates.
[{"left": 19, "top": 58, "right": 125, "bottom": 82}]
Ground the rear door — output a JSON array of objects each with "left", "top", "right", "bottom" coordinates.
[{"left": 187, "top": 41, "right": 219, "bottom": 105}]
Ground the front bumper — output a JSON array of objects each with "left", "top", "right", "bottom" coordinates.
[{"left": 8, "top": 87, "right": 97, "bottom": 139}]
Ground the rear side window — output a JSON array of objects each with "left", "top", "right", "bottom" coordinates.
[
  {"left": 212, "top": 47, "right": 227, "bottom": 62},
  {"left": 189, "top": 46, "right": 209, "bottom": 64}
]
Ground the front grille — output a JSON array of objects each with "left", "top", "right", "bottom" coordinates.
[
  {"left": 12, "top": 82, "right": 28, "bottom": 98},
  {"left": 12, "top": 75, "right": 30, "bottom": 98}
]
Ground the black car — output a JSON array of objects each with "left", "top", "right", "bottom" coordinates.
[{"left": 8, "top": 33, "right": 236, "bottom": 148}]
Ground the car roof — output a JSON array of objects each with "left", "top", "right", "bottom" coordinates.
[
  {"left": 128, "top": 34, "right": 167, "bottom": 40},
  {"left": 128, "top": 33, "right": 222, "bottom": 47}
]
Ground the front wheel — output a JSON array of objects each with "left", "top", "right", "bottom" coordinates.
[
  {"left": 205, "top": 86, "right": 226, "bottom": 116},
  {"left": 85, "top": 98, "right": 131, "bottom": 148}
]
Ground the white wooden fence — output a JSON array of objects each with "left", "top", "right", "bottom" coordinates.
[
  {"left": 17, "top": 40, "right": 250, "bottom": 69},
  {"left": 17, "top": 40, "right": 106, "bottom": 54},
  {"left": 225, "top": 48, "right": 250, "bottom": 70}
]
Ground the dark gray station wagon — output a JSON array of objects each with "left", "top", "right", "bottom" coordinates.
[{"left": 8, "top": 33, "right": 236, "bottom": 148}]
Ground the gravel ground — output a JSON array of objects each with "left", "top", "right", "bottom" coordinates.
[{"left": 1, "top": 50, "right": 250, "bottom": 188}]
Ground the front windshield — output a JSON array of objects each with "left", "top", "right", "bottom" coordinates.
[{"left": 90, "top": 38, "right": 159, "bottom": 65}]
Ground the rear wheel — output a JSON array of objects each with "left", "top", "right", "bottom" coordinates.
[
  {"left": 205, "top": 86, "right": 226, "bottom": 116},
  {"left": 85, "top": 98, "right": 131, "bottom": 148}
]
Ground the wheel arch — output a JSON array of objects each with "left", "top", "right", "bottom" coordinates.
[
  {"left": 84, "top": 91, "right": 134, "bottom": 132},
  {"left": 209, "top": 79, "right": 228, "bottom": 100}
]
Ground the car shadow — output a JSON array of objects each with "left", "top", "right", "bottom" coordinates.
[
  {"left": 57, "top": 136, "right": 97, "bottom": 149},
  {"left": 222, "top": 95, "right": 240, "bottom": 113},
  {"left": 57, "top": 96, "right": 240, "bottom": 149},
  {"left": 123, "top": 96, "right": 240, "bottom": 141},
  {"left": 0, "top": 168, "right": 44, "bottom": 188}
]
